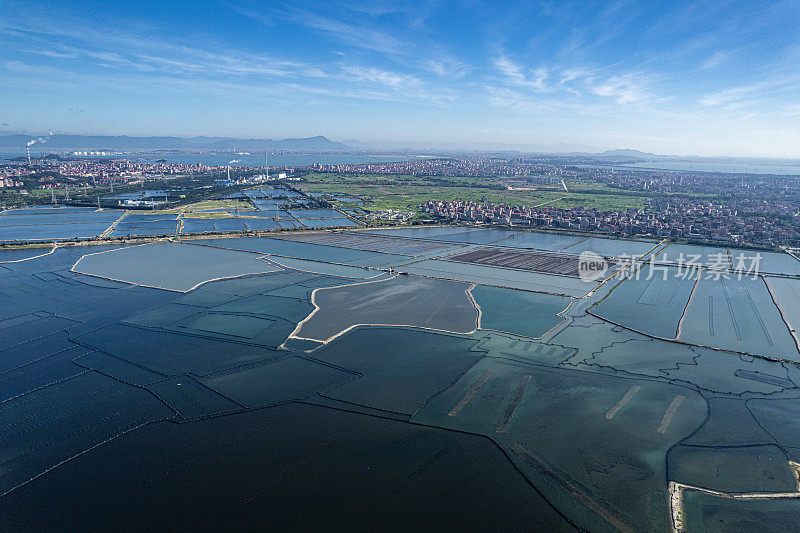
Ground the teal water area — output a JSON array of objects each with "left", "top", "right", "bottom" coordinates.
[
  {"left": 497, "top": 231, "right": 583, "bottom": 251},
  {"left": 396, "top": 258, "right": 597, "bottom": 296},
  {"left": 314, "top": 327, "right": 483, "bottom": 415},
  {"left": 591, "top": 265, "right": 698, "bottom": 339},
  {"left": 472, "top": 284, "right": 571, "bottom": 338},
  {"left": 73, "top": 242, "right": 280, "bottom": 291},
  {"left": 668, "top": 444, "right": 797, "bottom": 493},
  {"left": 413, "top": 356, "right": 708, "bottom": 531},
  {"left": 186, "top": 237, "right": 399, "bottom": 267},
  {"left": 0, "top": 246, "right": 54, "bottom": 262},
  {"left": 0, "top": 208, "right": 125, "bottom": 242},
  {"left": 678, "top": 275, "right": 798, "bottom": 359},
  {"left": 683, "top": 491, "right": 800, "bottom": 533}
]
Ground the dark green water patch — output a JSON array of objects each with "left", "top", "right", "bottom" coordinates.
[
  {"left": 474, "top": 332, "right": 577, "bottom": 366},
  {"left": 747, "top": 396, "right": 800, "bottom": 448},
  {"left": 210, "top": 294, "right": 313, "bottom": 323},
  {"left": 413, "top": 358, "right": 707, "bottom": 531},
  {"left": 203, "top": 356, "right": 354, "bottom": 408},
  {"left": 0, "top": 370, "right": 174, "bottom": 496},
  {"left": 73, "top": 323, "right": 282, "bottom": 376},
  {"left": 684, "top": 398, "right": 775, "bottom": 446},
  {"left": 315, "top": 327, "right": 483, "bottom": 415},
  {"left": 147, "top": 376, "right": 243, "bottom": 419},
  {"left": 668, "top": 444, "right": 796, "bottom": 493},
  {"left": 0, "top": 403, "right": 574, "bottom": 531},
  {"left": 173, "top": 312, "right": 277, "bottom": 340},
  {"left": 200, "top": 270, "right": 322, "bottom": 298},
  {"left": 659, "top": 348, "right": 793, "bottom": 395},
  {"left": 683, "top": 491, "right": 800, "bottom": 533}
]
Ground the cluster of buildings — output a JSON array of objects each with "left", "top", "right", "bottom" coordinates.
[
  {"left": 1, "top": 156, "right": 300, "bottom": 188},
  {"left": 0, "top": 165, "right": 34, "bottom": 179},
  {"left": 605, "top": 169, "right": 800, "bottom": 195},
  {"left": 0, "top": 158, "right": 217, "bottom": 189},
  {"left": 309, "top": 156, "right": 571, "bottom": 178},
  {"left": 0, "top": 177, "right": 25, "bottom": 188},
  {"left": 42, "top": 159, "right": 218, "bottom": 181},
  {"left": 364, "top": 209, "right": 415, "bottom": 221},
  {"left": 421, "top": 199, "right": 800, "bottom": 246}
]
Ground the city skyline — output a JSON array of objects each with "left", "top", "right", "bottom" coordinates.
[{"left": 1, "top": 0, "right": 799, "bottom": 157}]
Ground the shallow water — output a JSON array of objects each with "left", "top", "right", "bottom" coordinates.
[
  {"left": 679, "top": 275, "right": 798, "bottom": 359},
  {"left": 472, "top": 284, "right": 570, "bottom": 337},
  {"left": 300, "top": 276, "right": 477, "bottom": 340},
  {"left": 683, "top": 491, "right": 800, "bottom": 533},
  {"left": 592, "top": 265, "right": 698, "bottom": 339},
  {"left": 73, "top": 241, "right": 279, "bottom": 291}
]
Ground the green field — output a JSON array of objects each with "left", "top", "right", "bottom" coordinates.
[
  {"left": 299, "top": 173, "right": 653, "bottom": 213},
  {"left": 152, "top": 199, "right": 251, "bottom": 218},
  {"left": 563, "top": 178, "right": 714, "bottom": 200}
]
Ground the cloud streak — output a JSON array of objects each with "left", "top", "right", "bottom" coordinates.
[{"left": 493, "top": 56, "right": 548, "bottom": 91}]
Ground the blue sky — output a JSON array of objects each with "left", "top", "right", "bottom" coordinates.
[{"left": 1, "top": 0, "right": 799, "bottom": 156}]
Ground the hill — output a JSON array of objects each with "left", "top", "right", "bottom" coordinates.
[{"left": 0, "top": 134, "right": 352, "bottom": 151}]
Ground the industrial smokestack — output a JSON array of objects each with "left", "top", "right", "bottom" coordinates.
[
  {"left": 228, "top": 160, "right": 239, "bottom": 182},
  {"left": 25, "top": 137, "right": 48, "bottom": 165}
]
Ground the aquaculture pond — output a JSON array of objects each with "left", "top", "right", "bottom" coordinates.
[
  {"left": 5, "top": 225, "right": 800, "bottom": 530},
  {"left": 472, "top": 284, "right": 571, "bottom": 338}
]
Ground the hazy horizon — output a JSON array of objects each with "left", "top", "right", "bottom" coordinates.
[{"left": 5, "top": 131, "right": 800, "bottom": 162}]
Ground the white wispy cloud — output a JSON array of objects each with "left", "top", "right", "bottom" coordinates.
[
  {"left": 786, "top": 103, "right": 800, "bottom": 116},
  {"left": 485, "top": 86, "right": 532, "bottom": 110},
  {"left": 491, "top": 53, "right": 656, "bottom": 108},
  {"left": 559, "top": 68, "right": 593, "bottom": 85},
  {"left": 698, "top": 50, "right": 730, "bottom": 70},
  {"left": 493, "top": 56, "right": 548, "bottom": 91},
  {"left": 700, "top": 85, "right": 758, "bottom": 107},
  {"left": 0, "top": 14, "right": 458, "bottom": 109},
  {"left": 283, "top": 8, "right": 407, "bottom": 54},
  {"left": 340, "top": 65, "right": 421, "bottom": 88},
  {"left": 700, "top": 75, "right": 800, "bottom": 107},
  {"left": 423, "top": 58, "right": 470, "bottom": 80},
  {"left": 591, "top": 74, "right": 652, "bottom": 104},
  {"left": 23, "top": 48, "right": 79, "bottom": 59}
]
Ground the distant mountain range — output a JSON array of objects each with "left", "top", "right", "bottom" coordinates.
[
  {"left": 596, "top": 149, "right": 656, "bottom": 158},
  {"left": 0, "top": 134, "right": 352, "bottom": 151}
]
